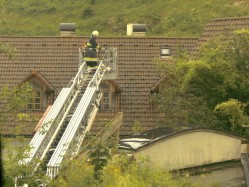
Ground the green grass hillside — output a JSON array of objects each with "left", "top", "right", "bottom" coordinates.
[{"left": 1, "top": 0, "right": 249, "bottom": 37}]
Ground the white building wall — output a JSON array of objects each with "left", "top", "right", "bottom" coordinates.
[{"left": 134, "top": 131, "right": 244, "bottom": 170}]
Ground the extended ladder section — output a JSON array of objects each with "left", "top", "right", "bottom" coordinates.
[{"left": 23, "top": 48, "right": 117, "bottom": 179}]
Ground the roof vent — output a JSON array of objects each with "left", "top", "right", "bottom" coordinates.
[
  {"left": 60, "top": 23, "right": 76, "bottom": 36},
  {"left": 127, "top": 23, "right": 146, "bottom": 37}
]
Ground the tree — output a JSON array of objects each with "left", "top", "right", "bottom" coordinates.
[
  {"left": 152, "top": 56, "right": 218, "bottom": 128},
  {"left": 152, "top": 29, "right": 249, "bottom": 136},
  {"left": 0, "top": 83, "right": 49, "bottom": 186},
  {"left": 87, "top": 138, "right": 112, "bottom": 182},
  {"left": 0, "top": 83, "right": 36, "bottom": 134},
  {"left": 2, "top": 144, "right": 50, "bottom": 187},
  {"left": 195, "top": 29, "right": 249, "bottom": 108},
  {"left": 214, "top": 99, "right": 249, "bottom": 133}
]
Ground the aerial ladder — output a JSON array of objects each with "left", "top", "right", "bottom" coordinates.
[{"left": 22, "top": 48, "right": 117, "bottom": 179}]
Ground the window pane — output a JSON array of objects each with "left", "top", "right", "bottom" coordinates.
[
  {"left": 100, "top": 91, "right": 111, "bottom": 111},
  {"left": 27, "top": 103, "right": 33, "bottom": 110},
  {"left": 35, "top": 104, "right": 41, "bottom": 110},
  {"left": 103, "top": 97, "right": 109, "bottom": 103},
  {"left": 104, "top": 92, "right": 109, "bottom": 97},
  {"left": 35, "top": 97, "right": 40, "bottom": 103},
  {"left": 103, "top": 104, "right": 109, "bottom": 109},
  {"left": 26, "top": 91, "right": 41, "bottom": 111}
]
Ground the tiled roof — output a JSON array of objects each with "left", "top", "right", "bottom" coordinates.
[
  {"left": 0, "top": 36, "right": 81, "bottom": 95},
  {"left": 101, "top": 37, "right": 198, "bottom": 135},
  {"left": 194, "top": 17, "right": 249, "bottom": 54},
  {"left": 0, "top": 36, "right": 198, "bottom": 135},
  {"left": 1, "top": 16, "right": 249, "bottom": 136},
  {"left": 19, "top": 70, "right": 54, "bottom": 91},
  {"left": 201, "top": 17, "right": 249, "bottom": 40}
]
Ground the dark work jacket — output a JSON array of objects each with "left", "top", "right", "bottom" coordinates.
[
  {"left": 84, "top": 36, "right": 101, "bottom": 59},
  {"left": 87, "top": 37, "right": 99, "bottom": 48}
]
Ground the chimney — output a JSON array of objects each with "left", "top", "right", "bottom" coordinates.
[
  {"left": 60, "top": 23, "right": 76, "bottom": 36},
  {"left": 127, "top": 23, "right": 146, "bottom": 37}
]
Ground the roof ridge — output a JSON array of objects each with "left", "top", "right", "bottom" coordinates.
[{"left": 209, "top": 16, "right": 249, "bottom": 22}]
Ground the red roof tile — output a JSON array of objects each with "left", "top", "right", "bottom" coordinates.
[
  {"left": 194, "top": 17, "right": 249, "bottom": 54},
  {"left": 0, "top": 36, "right": 197, "bottom": 135},
  {"left": 10, "top": 15, "right": 249, "bottom": 136}
]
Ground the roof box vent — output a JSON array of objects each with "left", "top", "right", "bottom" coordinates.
[
  {"left": 127, "top": 23, "right": 146, "bottom": 37},
  {"left": 60, "top": 23, "right": 76, "bottom": 36}
]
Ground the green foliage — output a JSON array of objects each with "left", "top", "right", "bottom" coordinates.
[
  {"left": 180, "top": 59, "right": 227, "bottom": 108},
  {"left": 1, "top": 0, "right": 249, "bottom": 36},
  {"left": 197, "top": 30, "right": 249, "bottom": 108},
  {"left": 48, "top": 158, "right": 96, "bottom": 187},
  {"left": 0, "top": 83, "right": 37, "bottom": 134},
  {"left": 0, "top": 83, "right": 47, "bottom": 186},
  {"left": 152, "top": 29, "right": 249, "bottom": 136},
  {"left": 0, "top": 0, "right": 7, "bottom": 24},
  {"left": 87, "top": 138, "right": 112, "bottom": 181},
  {"left": 48, "top": 152, "right": 200, "bottom": 187},
  {"left": 38, "top": 119, "right": 53, "bottom": 135},
  {"left": 0, "top": 83, "right": 35, "bottom": 126},
  {"left": 96, "top": 154, "right": 198, "bottom": 187},
  {"left": 152, "top": 58, "right": 218, "bottom": 127},
  {"left": 81, "top": 5, "right": 94, "bottom": 18},
  {"left": 165, "top": 11, "right": 202, "bottom": 36},
  {"left": 132, "top": 119, "right": 143, "bottom": 134},
  {"left": 0, "top": 42, "right": 16, "bottom": 58},
  {"left": 2, "top": 139, "right": 50, "bottom": 186},
  {"left": 0, "top": 83, "right": 34, "bottom": 112},
  {"left": 214, "top": 99, "right": 249, "bottom": 133}
]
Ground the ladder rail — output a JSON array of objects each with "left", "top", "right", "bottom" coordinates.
[
  {"left": 68, "top": 59, "right": 88, "bottom": 88},
  {"left": 39, "top": 89, "right": 81, "bottom": 162},
  {"left": 72, "top": 92, "right": 103, "bottom": 157},
  {"left": 102, "top": 47, "right": 118, "bottom": 80},
  {"left": 23, "top": 88, "right": 71, "bottom": 164},
  {"left": 18, "top": 48, "right": 117, "bottom": 186},
  {"left": 47, "top": 88, "right": 96, "bottom": 178},
  {"left": 47, "top": 61, "right": 108, "bottom": 178},
  {"left": 24, "top": 62, "right": 88, "bottom": 164}
]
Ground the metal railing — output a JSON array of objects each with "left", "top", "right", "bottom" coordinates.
[
  {"left": 80, "top": 47, "right": 118, "bottom": 80},
  {"left": 47, "top": 60, "right": 109, "bottom": 178},
  {"left": 102, "top": 47, "right": 118, "bottom": 80},
  {"left": 22, "top": 47, "right": 117, "bottom": 180},
  {"left": 23, "top": 61, "right": 88, "bottom": 165},
  {"left": 23, "top": 88, "right": 72, "bottom": 164}
]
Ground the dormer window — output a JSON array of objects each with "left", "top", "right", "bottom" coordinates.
[
  {"left": 99, "top": 81, "right": 121, "bottom": 113},
  {"left": 99, "top": 83, "right": 112, "bottom": 111},
  {"left": 19, "top": 71, "right": 54, "bottom": 112},
  {"left": 27, "top": 91, "right": 41, "bottom": 110},
  {"left": 101, "top": 92, "right": 111, "bottom": 110}
]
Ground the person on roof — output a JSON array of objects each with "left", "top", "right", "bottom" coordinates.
[{"left": 83, "top": 30, "right": 101, "bottom": 67}]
